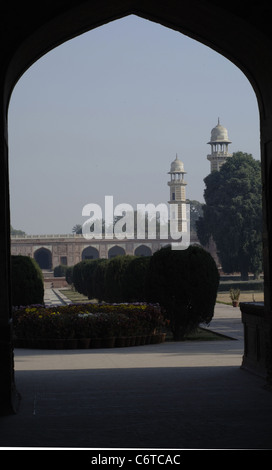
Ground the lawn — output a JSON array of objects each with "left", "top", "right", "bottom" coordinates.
[
  {"left": 59, "top": 288, "right": 93, "bottom": 303},
  {"left": 216, "top": 291, "right": 264, "bottom": 304},
  {"left": 61, "top": 288, "right": 264, "bottom": 307}
]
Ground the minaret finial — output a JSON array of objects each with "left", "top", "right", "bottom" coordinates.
[{"left": 218, "top": 117, "right": 220, "bottom": 125}]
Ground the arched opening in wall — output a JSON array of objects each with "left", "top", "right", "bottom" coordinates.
[
  {"left": 135, "top": 245, "right": 152, "bottom": 257},
  {"left": 108, "top": 246, "right": 126, "bottom": 258},
  {"left": 82, "top": 246, "right": 99, "bottom": 260},
  {"left": 34, "top": 247, "right": 52, "bottom": 270}
]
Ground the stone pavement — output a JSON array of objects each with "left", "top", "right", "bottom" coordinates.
[{"left": 1, "top": 300, "right": 272, "bottom": 450}]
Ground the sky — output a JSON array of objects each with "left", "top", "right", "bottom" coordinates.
[{"left": 8, "top": 14, "right": 260, "bottom": 235}]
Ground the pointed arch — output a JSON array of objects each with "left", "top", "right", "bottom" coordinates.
[
  {"left": 108, "top": 245, "right": 126, "bottom": 258},
  {"left": 134, "top": 244, "right": 152, "bottom": 257},
  {"left": 34, "top": 247, "right": 52, "bottom": 270},
  {"left": 82, "top": 246, "right": 99, "bottom": 260}
]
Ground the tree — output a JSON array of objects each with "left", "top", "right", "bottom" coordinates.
[
  {"left": 196, "top": 152, "right": 262, "bottom": 280},
  {"left": 186, "top": 199, "right": 203, "bottom": 240},
  {"left": 72, "top": 224, "right": 82, "bottom": 234}
]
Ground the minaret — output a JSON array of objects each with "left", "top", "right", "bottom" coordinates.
[
  {"left": 168, "top": 154, "right": 187, "bottom": 232},
  {"left": 207, "top": 118, "right": 232, "bottom": 172}
]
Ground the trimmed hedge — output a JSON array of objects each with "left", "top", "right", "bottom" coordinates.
[
  {"left": 92, "top": 259, "right": 108, "bottom": 302},
  {"left": 54, "top": 264, "right": 68, "bottom": 277},
  {"left": 11, "top": 255, "right": 44, "bottom": 306},
  {"left": 70, "top": 246, "right": 219, "bottom": 340},
  {"left": 104, "top": 255, "right": 135, "bottom": 302},
  {"left": 218, "top": 280, "right": 264, "bottom": 292},
  {"left": 121, "top": 255, "right": 150, "bottom": 302},
  {"left": 71, "top": 255, "right": 151, "bottom": 303},
  {"left": 72, "top": 260, "right": 91, "bottom": 297},
  {"left": 145, "top": 245, "right": 220, "bottom": 340},
  {"left": 65, "top": 266, "right": 74, "bottom": 285}
]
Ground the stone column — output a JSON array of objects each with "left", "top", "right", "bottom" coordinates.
[
  {"left": 0, "top": 89, "right": 19, "bottom": 414},
  {"left": 260, "top": 115, "right": 272, "bottom": 384}
]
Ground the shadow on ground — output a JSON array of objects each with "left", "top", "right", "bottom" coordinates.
[{"left": 1, "top": 364, "right": 272, "bottom": 449}]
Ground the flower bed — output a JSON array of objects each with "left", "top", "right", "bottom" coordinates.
[{"left": 13, "top": 302, "right": 166, "bottom": 349}]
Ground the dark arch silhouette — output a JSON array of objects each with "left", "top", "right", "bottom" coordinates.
[
  {"left": 1, "top": 1, "right": 272, "bottom": 415},
  {"left": 108, "top": 245, "right": 126, "bottom": 258},
  {"left": 81, "top": 246, "right": 99, "bottom": 260},
  {"left": 134, "top": 244, "right": 152, "bottom": 256},
  {"left": 34, "top": 247, "right": 52, "bottom": 270}
]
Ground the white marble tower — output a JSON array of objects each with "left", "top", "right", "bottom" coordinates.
[
  {"left": 168, "top": 154, "right": 187, "bottom": 232},
  {"left": 207, "top": 118, "right": 232, "bottom": 172}
]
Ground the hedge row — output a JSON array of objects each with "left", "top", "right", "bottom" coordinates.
[
  {"left": 12, "top": 246, "right": 219, "bottom": 342},
  {"left": 11, "top": 255, "right": 44, "bottom": 307},
  {"left": 71, "top": 255, "right": 150, "bottom": 303},
  {"left": 69, "top": 245, "right": 220, "bottom": 340}
]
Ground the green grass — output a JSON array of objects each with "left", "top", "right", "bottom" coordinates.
[{"left": 59, "top": 288, "right": 93, "bottom": 303}]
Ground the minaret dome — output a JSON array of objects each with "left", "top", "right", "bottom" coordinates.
[{"left": 207, "top": 118, "right": 232, "bottom": 172}]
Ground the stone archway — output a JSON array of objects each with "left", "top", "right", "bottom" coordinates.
[
  {"left": 34, "top": 247, "right": 52, "bottom": 270},
  {"left": 81, "top": 246, "right": 99, "bottom": 260},
  {"left": 1, "top": 1, "right": 272, "bottom": 414},
  {"left": 108, "top": 245, "right": 126, "bottom": 258},
  {"left": 134, "top": 244, "right": 152, "bottom": 257}
]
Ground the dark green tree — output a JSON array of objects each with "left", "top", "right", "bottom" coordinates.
[
  {"left": 11, "top": 255, "right": 44, "bottom": 306},
  {"left": 196, "top": 152, "right": 262, "bottom": 280},
  {"left": 187, "top": 199, "right": 203, "bottom": 233}
]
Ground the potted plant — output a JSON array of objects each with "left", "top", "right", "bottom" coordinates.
[{"left": 229, "top": 288, "right": 240, "bottom": 307}]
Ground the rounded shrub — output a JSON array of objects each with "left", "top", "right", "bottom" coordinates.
[
  {"left": 92, "top": 259, "right": 109, "bottom": 302},
  {"left": 53, "top": 264, "right": 68, "bottom": 277},
  {"left": 72, "top": 260, "right": 90, "bottom": 296},
  {"left": 11, "top": 255, "right": 44, "bottom": 306},
  {"left": 83, "top": 259, "right": 108, "bottom": 300},
  {"left": 65, "top": 266, "right": 74, "bottom": 285},
  {"left": 104, "top": 255, "right": 135, "bottom": 302},
  {"left": 122, "top": 256, "right": 151, "bottom": 302},
  {"left": 146, "top": 245, "right": 219, "bottom": 340},
  {"left": 73, "top": 259, "right": 110, "bottom": 300}
]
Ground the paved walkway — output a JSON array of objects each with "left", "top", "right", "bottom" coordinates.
[
  {"left": 1, "top": 299, "right": 272, "bottom": 450},
  {"left": 43, "top": 288, "right": 73, "bottom": 306}
]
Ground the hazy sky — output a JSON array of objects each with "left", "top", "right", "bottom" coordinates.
[{"left": 8, "top": 15, "right": 260, "bottom": 235}]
